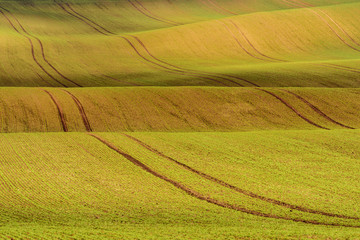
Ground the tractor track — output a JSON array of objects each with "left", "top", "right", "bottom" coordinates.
[
  {"left": 281, "top": 0, "right": 360, "bottom": 53},
  {"left": 130, "top": 35, "right": 251, "bottom": 86},
  {"left": 228, "top": 20, "right": 286, "bottom": 62},
  {"left": 257, "top": 89, "right": 329, "bottom": 130},
  {"left": 129, "top": 0, "right": 180, "bottom": 26},
  {"left": 88, "top": 133, "right": 360, "bottom": 227},
  {"left": 220, "top": 21, "right": 267, "bottom": 62},
  {"left": 0, "top": 7, "right": 68, "bottom": 88},
  {"left": 60, "top": 89, "right": 92, "bottom": 132},
  {"left": 121, "top": 133, "right": 359, "bottom": 220},
  {"left": 292, "top": 0, "right": 360, "bottom": 48},
  {"left": 200, "top": 0, "right": 237, "bottom": 15},
  {"left": 41, "top": 89, "right": 68, "bottom": 132},
  {"left": 282, "top": 90, "right": 355, "bottom": 129},
  {"left": 1, "top": 6, "right": 81, "bottom": 87},
  {"left": 57, "top": 2, "right": 253, "bottom": 87}
]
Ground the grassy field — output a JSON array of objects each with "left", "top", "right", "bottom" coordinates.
[{"left": 0, "top": 0, "right": 359, "bottom": 239}]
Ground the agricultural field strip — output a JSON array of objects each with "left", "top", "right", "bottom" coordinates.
[
  {"left": 1, "top": 2, "right": 360, "bottom": 87},
  {"left": 120, "top": 132, "right": 358, "bottom": 220},
  {"left": 54, "top": 1, "right": 360, "bottom": 84},
  {"left": 86, "top": 133, "right": 360, "bottom": 228},
  {"left": 281, "top": 0, "right": 360, "bottom": 52},
  {"left": 0, "top": 6, "right": 81, "bottom": 87},
  {"left": 56, "top": 2, "right": 251, "bottom": 87}
]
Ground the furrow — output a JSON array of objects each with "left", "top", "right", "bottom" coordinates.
[
  {"left": 121, "top": 133, "right": 359, "bottom": 220},
  {"left": 40, "top": 89, "right": 68, "bottom": 132},
  {"left": 282, "top": 90, "right": 355, "bottom": 129},
  {"left": 257, "top": 89, "right": 329, "bottom": 130},
  {"left": 60, "top": 89, "right": 92, "bottom": 132},
  {"left": 88, "top": 133, "right": 360, "bottom": 228}
]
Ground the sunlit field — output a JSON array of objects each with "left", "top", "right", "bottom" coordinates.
[{"left": 0, "top": 0, "right": 359, "bottom": 238}]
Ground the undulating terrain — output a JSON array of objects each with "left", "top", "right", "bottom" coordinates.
[{"left": 0, "top": 0, "right": 359, "bottom": 239}]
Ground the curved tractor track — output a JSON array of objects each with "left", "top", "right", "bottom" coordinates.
[
  {"left": 121, "top": 133, "right": 359, "bottom": 220},
  {"left": 60, "top": 90, "right": 93, "bottom": 132},
  {"left": 56, "top": 1, "right": 261, "bottom": 87},
  {"left": 281, "top": 90, "right": 355, "bottom": 129},
  {"left": 0, "top": 6, "right": 81, "bottom": 87},
  {"left": 88, "top": 133, "right": 360, "bottom": 228},
  {"left": 127, "top": 0, "right": 180, "bottom": 26},
  {"left": 281, "top": 0, "right": 360, "bottom": 53},
  {"left": 256, "top": 89, "right": 329, "bottom": 130},
  {"left": 40, "top": 89, "right": 68, "bottom": 132}
]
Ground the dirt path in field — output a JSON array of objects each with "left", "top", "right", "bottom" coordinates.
[
  {"left": 60, "top": 89, "right": 92, "bottom": 132},
  {"left": 0, "top": 7, "right": 69, "bottom": 88},
  {"left": 257, "top": 89, "right": 329, "bottom": 129},
  {"left": 88, "top": 133, "right": 360, "bottom": 227},
  {"left": 41, "top": 89, "right": 68, "bottom": 132},
  {"left": 282, "top": 90, "right": 355, "bottom": 129},
  {"left": 281, "top": 0, "right": 360, "bottom": 53},
  {"left": 121, "top": 133, "right": 359, "bottom": 220},
  {"left": 127, "top": 0, "right": 180, "bottom": 26}
]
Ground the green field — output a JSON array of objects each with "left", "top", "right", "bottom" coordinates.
[{"left": 0, "top": 0, "right": 360, "bottom": 239}]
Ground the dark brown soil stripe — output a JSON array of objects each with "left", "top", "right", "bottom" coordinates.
[
  {"left": 2, "top": 7, "right": 81, "bottom": 87},
  {"left": 282, "top": 90, "right": 355, "bottom": 129},
  {"left": 132, "top": 0, "right": 181, "bottom": 25},
  {"left": 60, "top": 89, "right": 92, "bottom": 132},
  {"left": 257, "top": 89, "right": 329, "bottom": 130},
  {"left": 41, "top": 89, "right": 68, "bottom": 132},
  {"left": 0, "top": 7, "right": 68, "bottom": 88},
  {"left": 88, "top": 133, "right": 360, "bottom": 227},
  {"left": 121, "top": 133, "right": 359, "bottom": 220}
]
